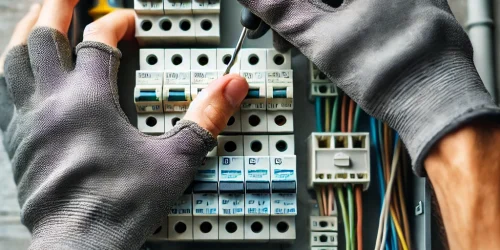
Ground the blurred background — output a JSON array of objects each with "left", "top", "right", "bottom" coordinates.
[{"left": 0, "top": 0, "right": 496, "bottom": 249}]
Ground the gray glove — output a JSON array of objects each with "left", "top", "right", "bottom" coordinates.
[
  {"left": 2, "top": 27, "right": 216, "bottom": 249},
  {"left": 239, "top": 0, "right": 500, "bottom": 175}
]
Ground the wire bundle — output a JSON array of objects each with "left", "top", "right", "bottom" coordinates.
[
  {"left": 371, "top": 119, "right": 412, "bottom": 250},
  {"left": 314, "top": 92, "right": 363, "bottom": 250}
]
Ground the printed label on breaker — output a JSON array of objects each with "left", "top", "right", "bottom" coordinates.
[
  {"left": 241, "top": 71, "right": 266, "bottom": 84},
  {"left": 136, "top": 72, "right": 163, "bottom": 85},
  {"left": 267, "top": 99, "right": 293, "bottom": 110},
  {"left": 267, "top": 70, "right": 293, "bottom": 84},
  {"left": 245, "top": 194, "right": 270, "bottom": 215},
  {"left": 245, "top": 156, "right": 270, "bottom": 181},
  {"left": 136, "top": 104, "right": 162, "bottom": 112},
  {"left": 271, "top": 156, "right": 296, "bottom": 181},
  {"left": 165, "top": 72, "right": 190, "bottom": 85},
  {"left": 219, "top": 157, "right": 244, "bottom": 182},
  {"left": 191, "top": 71, "right": 218, "bottom": 84},
  {"left": 169, "top": 194, "right": 192, "bottom": 216},
  {"left": 195, "top": 157, "right": 218, "bottom": 182},
  {"left": 193, "top": 193, "right": 218, "bottom": 215},
  {"left": 166, "top": 1, "right": 191, "bottom": 9},
  {"left": 164, "top": 103, "right": 188, "bottom": 112},
  {"left": 219, "top": 194, "right": 244, "bottom": 215},
  {"left": 271, "top": 193, "right": 297, "bottom": 215}
]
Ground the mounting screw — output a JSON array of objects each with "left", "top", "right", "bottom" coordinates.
[{"left": 415, "top": 201, "right": 423, "bottom": 216}]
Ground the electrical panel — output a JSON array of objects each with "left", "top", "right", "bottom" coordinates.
[
  {"left": 307, "top": 133, "right": 371, "bottom": 190},
  {"left": 137, "top": 47, "right": 297, "bottom": 242}
]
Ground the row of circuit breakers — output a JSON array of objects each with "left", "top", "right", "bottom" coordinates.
[{"left": 135, "top": 48, "right": 297, "bottom": 241}]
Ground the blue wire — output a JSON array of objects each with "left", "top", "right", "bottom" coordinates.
[
  {"left": 315, "top": 97, "right": 323, "bottom": 132},
  {"left": 370, "top": 118, "right": 391, "bottom": 250}
]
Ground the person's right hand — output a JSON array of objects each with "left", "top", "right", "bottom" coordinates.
[{"left": 239, "top": 0, "right": 500, "bottom": 175}]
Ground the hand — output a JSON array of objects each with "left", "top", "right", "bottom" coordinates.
[
  {"left": 239, "top": 0, "right": 500, "bottom": 175},
  {"left": 0, "top": 1, "right": 248, "bottom": 249}
]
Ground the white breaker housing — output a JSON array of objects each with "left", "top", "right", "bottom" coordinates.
[
  {"left": 307, "top": 133, "right": 371, "bottom": 190},
  {"left": 163, "top": 49, "right": 191, "bottom": 112}
]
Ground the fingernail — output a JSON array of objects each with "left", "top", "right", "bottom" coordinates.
[{"left": 223, "top": 76, "right": 248, "bottom": 108}]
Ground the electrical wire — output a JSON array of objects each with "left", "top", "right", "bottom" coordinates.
[
  {"left": 376, "top": 139, "right": 409, "bottom": 250},
  {"left": 353, "top": 105, "right": 361, "bottom": 133},
  {"left": 347, "top": 98, "right": 355, "bottom": 132},
  {"left": 321, "top": 185, "right": 328, "bottom": 217},
  {"left": 381, "top": 123, "right": 399, "bottom": 250},
  {"left": 401, "top": 148, "right": 412, "bottom": 249},
  {"left": 347, "top": 185, "right": 355, "bottom": 250},
  {"left": 328, "top": 184, "right": 334, "bottom": 216},
  {"left": 397, "top": 151, "right": 411, "bottom": 250},
  {"left": 325, "top": 98, "right": 331, "bottom": 134},
  {"left": 315, "top": 97, "right": 323, "bottom": 132},
  {"left": 316, "top": 187, "right": 325, "bottom": 216},
  {"left": 341, "top": 95, "right": 347, "bottom": 132},
  {"left": 337, "top": 187, "right": 350, "bottom": 250},
  {"left": 356, "top": 185, "right": 363, "bottom": 250},
  {"left": 331, "top": 95, "right": 340, "bottom": 132}
]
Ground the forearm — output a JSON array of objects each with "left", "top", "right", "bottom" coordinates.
[{"left": 425, "top": 119, "right": 500, "bottom": 250}]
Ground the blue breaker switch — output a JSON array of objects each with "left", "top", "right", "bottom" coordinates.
[
  {"left": 135, "top": 89, "right": 159, "bottom": 102},
  {"left": 272, "top": 88, "right": 287, "bottom": 98},
  {"left": 168, "top": 89, "right": 187, "bottom": 101},
  {"left": 246, "top": 89, "right": 260, "bottom": 99}
]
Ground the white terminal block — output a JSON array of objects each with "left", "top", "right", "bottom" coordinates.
[
  {"left": 219, "top": 217, "right": 244, "bottom": 240},
  {"left": 137, "top": 113, "right": 165, "bottom": 134},
  {"left": 309, "top": 62, "right": 338, "bottom": 101},
  {"left": 195, "top": 147, "right": 218, "bottom": 182},
  {"left": 241, "top": 110, "right": 268, "bottom": 133},
  {"left": 266, "top": 49, "right": 293, "bottom": 111},
  {"left": 310, "top": 216, "right": 338, "bottom": 232},
  {"left": 217, "top": 48, "right": 241, "bottom": 75},
  {"left": 135, "top": 15, "right": 196, "bottom": 45},
  {"left": 134, "top": 0, "right": 164, "bottom": 14},
  {"left": 140, "top": 49, "right": 165, "bottom": 70},
  {"left": 164, "top": 112, "right": 185, "bottom": 132},
  {"left": 244, "top": 135, "right": 271, "bottom": 182},
  {"left": 240, "top": 49, "right": 267, "bottom": 110},
  {"left": 270, "top": 216, "right": 296, "bottom": 241},
  {"left": 164, "top": 0, "right": 192, "bottom": 14},
  {"left": 244, "top": 216, "right": 270, "bottom": 241},
  {"left": 191, "top": 0, "right": 220, "bottom": 14},
  {"left": 194, "top": 15, "right": 220, "bottom": 45},
  {"left": 135, "top": 71, "right": 164, "bottom": 113},
  {"left": 190, "top": 49, "right": 217, "bottom": 99},
  {"left": 193, "top": 216, "right": 218, "bottom": 240},
  {"left": 168, "top": 194, "right": 193, "bottom": 241},
  {"left": 307, "top": 133, "right": 371, "bottom": 190},
  {"left": 310, "top": 232, "right": 338, "bottom": 247},
  {"left": 168, "top": 216, "right": 193, "bottom": 241},
  {"left": 267, "top": 111, "right": 294, "bottom": 133},
  {"left": 163, "top": 49, "right": 191, "bottom": 112}
]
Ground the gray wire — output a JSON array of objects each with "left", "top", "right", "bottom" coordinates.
[{"left": 224, "top": 27, "right": 248, "bottom": 75}]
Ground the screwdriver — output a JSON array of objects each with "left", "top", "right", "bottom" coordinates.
[{"left": 223, "top": 8, "right": 263, "bottom": 75}]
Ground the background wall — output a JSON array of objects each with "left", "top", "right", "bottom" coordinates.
[{"left": 0, "top": 0, "right": 484, "bottom": 249}]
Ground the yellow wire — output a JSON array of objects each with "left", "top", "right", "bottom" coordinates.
[
  {"left": 316, "top": 187, "right": 325, "bottom": 216},
  {"left": 390, "top": 206, "right": 409, "bottom": 250},
  {"left": 325, "top": 98, "right": 331, "bottom": 133}
]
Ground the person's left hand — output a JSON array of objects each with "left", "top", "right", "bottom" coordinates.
[{"left": 0, "top": 1, "right": 248, "bottom": 249}]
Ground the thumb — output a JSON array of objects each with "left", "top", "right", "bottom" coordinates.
[{"left": 184, "top": 74, "right": 248, "bottom": 137}]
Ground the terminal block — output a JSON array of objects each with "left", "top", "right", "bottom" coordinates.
[
  {"left": 309, "top": 216, "right": 338, "bottom": 232},
  {"left": 190, "top": 49, "right": 218, "bottom": 100},
  {"left": 307, "top": 133, "right": 370, "bottom": 190},
  {"left": 309, "top": 62, "right": 338, "bottom": 101},
  {"left": 194, "top": 14, "right": 220, "bottom": 45},
  {"left": 137, "top": 113, "right": 165, "bottom": 134},
  {"left": 163, "top": 49, "right": 191, "bottom": 112},
  {"left": 310, "top": 232, "right": 338, "bottom": 248}
]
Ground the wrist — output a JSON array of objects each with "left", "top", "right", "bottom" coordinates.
[{"left": 425, "top": 120, "right": 500, "bottom": 250}]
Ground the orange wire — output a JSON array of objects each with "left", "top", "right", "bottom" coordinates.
[
  {"left": 328, "top": 184, "right": 334, "bottom": 216},
  {"left": 356, "top": 185, "right": 363, "bottom": 250},
  {"left": 321, "top": 185, "right": 328, "bottom": 216},
  {"left": 341, "top": 95, "right": 347, "bottom": 132},
  {"left": 347, "top": 98, "right": 354, "bottom": 132}
]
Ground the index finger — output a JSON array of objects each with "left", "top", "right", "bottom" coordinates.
[{"left": 83, "top": 9, "right": 135, "bottom": 48}]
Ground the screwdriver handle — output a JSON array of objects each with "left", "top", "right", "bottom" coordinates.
[{"left": 240, "top": 7, "right": 261, "bottom": 30}]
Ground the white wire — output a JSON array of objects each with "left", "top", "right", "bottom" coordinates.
[{"left": 374, "top": 139, "right": 402, "bottom": 250}]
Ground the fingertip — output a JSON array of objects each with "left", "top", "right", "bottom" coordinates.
[
  {"left": 83, "top": 9, "right": 136, "bottom": 48},
  {"left": 222, "top": 75, "right": 249, "bottom": 108}
]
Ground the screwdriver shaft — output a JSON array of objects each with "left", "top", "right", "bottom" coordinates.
[{"left": 224, "top": 27, "right": 248, "bottom": 75}]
